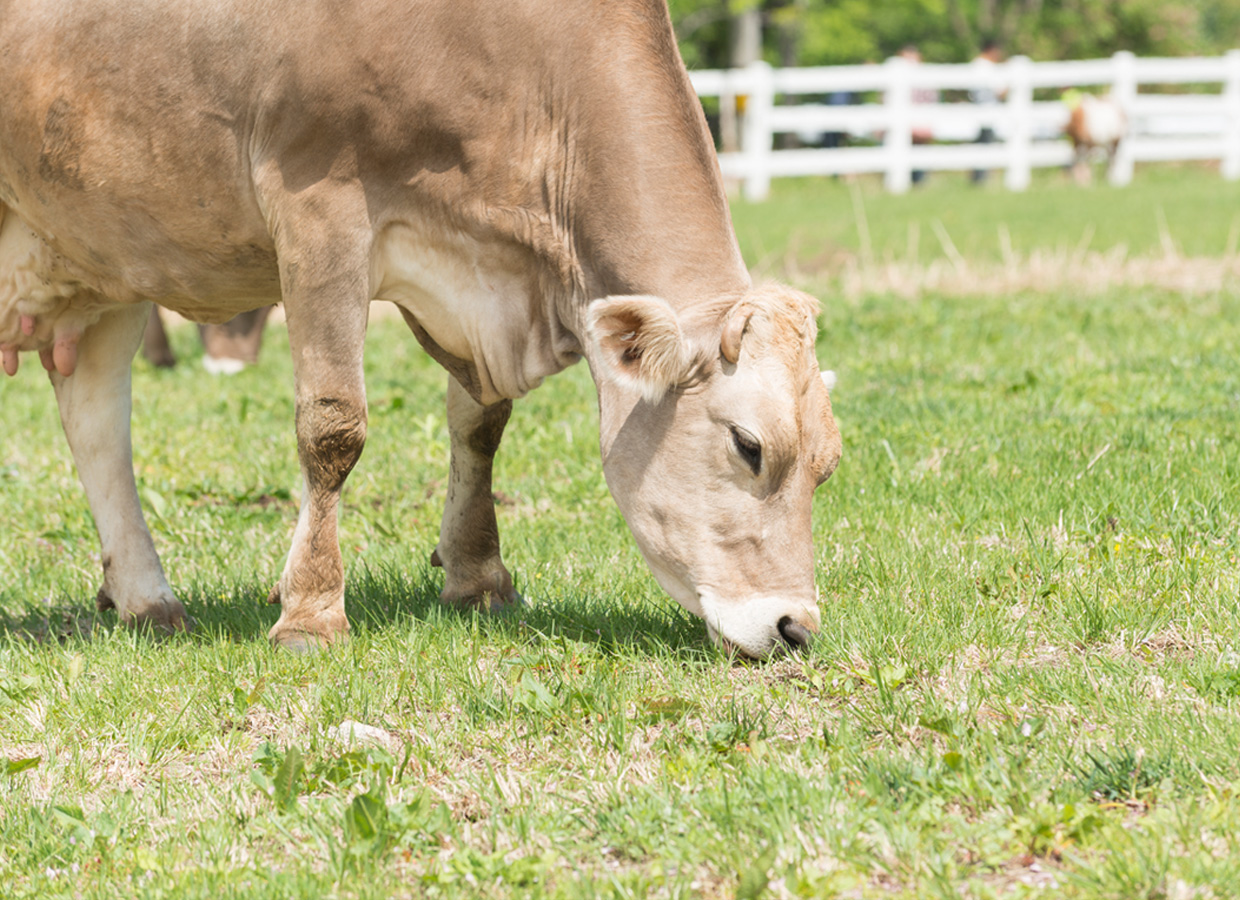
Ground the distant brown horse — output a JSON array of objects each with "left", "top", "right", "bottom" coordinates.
[
  {"left": 142, "top": 307, "right": 273, "bottom": 373},
  {"left": 1064, "top": 94, "right": 1127, "bottom": 185}
]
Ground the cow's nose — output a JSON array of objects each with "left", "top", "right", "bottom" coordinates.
[{"left": 777, "top": 615, "right": 814, "bottom": 653}]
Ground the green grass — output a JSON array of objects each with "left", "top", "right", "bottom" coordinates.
[
  {"left": 5, "top": 166, "right": 1240, "bottom": 897},
  {"left": 733, "top": 163, "right": 1240, "bottom": 269}
]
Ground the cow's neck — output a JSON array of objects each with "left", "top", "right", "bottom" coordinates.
[
  {"left": 549, "top": 17, "right": 750, "bottom": 449},
  {"left": 563, "top": 25, "right": 751, "bottom": 314},
  {"left": 383, "top": 5, "right": 749, "bottom": 408}
]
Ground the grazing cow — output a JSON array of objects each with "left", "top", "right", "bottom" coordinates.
[
  {"left": 0, "top": 0, "right": 841, "bottom": 658},
  {"left": 1064, "top": 93, "right": 1127, "bottom": 185}
]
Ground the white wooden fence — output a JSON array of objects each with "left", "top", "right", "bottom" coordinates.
[{"left": 688, "top": 51, "right": 1240, "bottom": 199}]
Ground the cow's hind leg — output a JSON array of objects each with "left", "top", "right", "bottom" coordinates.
[
  {"left": 431, "top": 376, "right": 521, "bottom": 611},
  {"left": 141, "top": 307, "right": 176, "bottom": 368},
  {"left": 199, "top": 305, "right": 273, "bottom": 374},
  {"left": 52, "top": 302, "right": 188, "bottom": 631},
  {"left": 266, "top": 233, "right": 370, "bottom": 651}
]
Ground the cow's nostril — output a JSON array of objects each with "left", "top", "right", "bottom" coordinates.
[{"left": 777, "top": 616, "right": 813, "bottom": 653}]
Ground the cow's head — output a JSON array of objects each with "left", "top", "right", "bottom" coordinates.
[{"left": 586, "top": 284, "right": 841, "bottom": 658}]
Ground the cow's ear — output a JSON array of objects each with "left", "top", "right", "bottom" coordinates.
[{"left": 587, "top": 295, "right": 691, "bottom": 403}]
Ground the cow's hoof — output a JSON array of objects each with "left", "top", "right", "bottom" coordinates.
[
  {"left": 146, "top": 349, "right": 177, "bottom": 369},
  {"left": 271, "top": 630, "right": 328, "bottom": 655},
  {"left": 123, "top": 598, "right": 193, "bottom": 635},
  {"left": 268, "top": 615, "right": 348, "bottom": 653},
  {"left": 442, "top": 589, "right": 526, "bottom": 614},
  {"left": 96, "top": 587, "right": 116, "bottom": 611},
  {"left": 440, "top": 570, "right": 524, "bottom": 614}
]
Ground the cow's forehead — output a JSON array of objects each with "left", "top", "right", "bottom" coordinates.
[
  {"left": 747, "top": 303, "right": 838, "bottom": 482},
  {"left": 741, "top": 285, "right": 820, "bottom": 350},
  {"left": 713, "top": 286, "right": 825, "bottom": 414}
]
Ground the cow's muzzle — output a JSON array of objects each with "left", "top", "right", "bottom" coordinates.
[{"left": 777, "top": 615, "right": 815, "bottom": 654}]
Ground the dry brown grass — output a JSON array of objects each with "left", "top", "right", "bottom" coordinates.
[{"left": 771, "top": 242, "right": 1240, "bottom": 301}]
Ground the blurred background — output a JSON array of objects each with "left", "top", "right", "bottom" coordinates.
[{"left": 669, "top": 0, "right": 1240, "bottom": 69}]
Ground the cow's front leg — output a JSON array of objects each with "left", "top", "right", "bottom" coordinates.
[
  {"left": 1071, "top": 145, "right": 1092, "bottom": 186},
  {"left": 266, "top": 263, "right": 369, "bottom": 651},
  {"left": 431, "top": 376, "right": 520, "bottom": 611},
  {"left": 51, "top": 302, "right": 188, "bottom": 631}
]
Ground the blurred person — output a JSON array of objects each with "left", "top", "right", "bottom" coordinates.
[
  {"left": 821, "top": 89, "right": 856, "bottom": 149},
  {"left": 969, "top": 39, "right": 1005, "bottom": 184},
  {"left": 900, "top": 44, "right": 936, "bottom": 185}
]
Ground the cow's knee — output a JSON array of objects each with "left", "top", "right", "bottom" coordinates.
[
  {"left": 296, "top": 395, "right": 367, "bottom": 492},
  {"left": 466, "top": 398, "right": 511, "bottom": 456}
]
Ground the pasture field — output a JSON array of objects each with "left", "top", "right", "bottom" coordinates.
[
  {"left": 732, "top": 165, "right": 1240, "bottom": 270},
  {"left": 4, "top": 166, "right": 1240, "bottom": 898}
]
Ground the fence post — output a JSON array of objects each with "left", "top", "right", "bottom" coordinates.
[
  {"left": 740, "top": 60, "right": 774, "bottom": 201},
  {"left": 884, "top": 55, "right": 912, "bottom": 194},
  {"left": 1222, "top": 49, "right": 1240, "bottom": 181},
  {"left": 1109, "top": 50, "right": 1137, "bottom": 186},
  {"left": 1004, "top": 55, "right": 1033, "bottom": 191}
]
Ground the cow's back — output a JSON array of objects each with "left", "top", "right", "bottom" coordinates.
[
  {"left": 0, "top": 1, "right": 269, "bottom": 310},
  {"left": 2, "top": 0, "right": 740, "bottom": 317}
]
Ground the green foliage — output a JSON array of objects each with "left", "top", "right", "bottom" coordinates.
[
  {"left": 1074, "top": 747, "right": 1177, "bottom": 802},
  {"left": 51, "top": 804, "right": 118, "bottom": 859},
  {"left": 342, "top": 787, "right": 389, "bottom": 856},
  {"left": 4, "top": 756, "right": 40, "bottom": 776},
  {"left": 1188, "top": 667, "right": 1240, "bottom": 699}
]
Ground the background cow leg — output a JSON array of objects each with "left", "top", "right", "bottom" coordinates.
[
  {"left": 199, "top": 305, "right": 273, "bottom": 374},
  {"left": 1071, "top": 143, "right": 1092, "bottom": 186},
  {"left": 431, "top": 376, "right": 521, "bottom": 611},
  {"left": 52, "top": 302, "right": 188, "bottom": 631},
  {"left": 266, "top": 252, "right": 369, "bottom": 651},
  {"left": 141, "top": 307, "right": 177, "bottom": 368}
]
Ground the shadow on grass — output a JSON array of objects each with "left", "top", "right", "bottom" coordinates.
[
  {"left": 343, "top": 564, "right": 712, "bottom": 660},
  {"left": 0, "top": 564, "right": 711, "bottom": 659},
  {"left": 0, "top": 597, "right": 113, "bottom": 646}
]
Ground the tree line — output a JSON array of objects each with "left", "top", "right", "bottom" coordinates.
[{"left": 670, "top": 0, "right": 1240, "bottom": 69}]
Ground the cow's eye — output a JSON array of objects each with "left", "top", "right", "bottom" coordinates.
[{"left": 730, "top": 425, "right": 762, "bottom": 475}]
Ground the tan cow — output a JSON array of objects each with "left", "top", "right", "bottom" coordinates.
[
  {"left": 1064, "top": 93, "right": 1127, "bottom": 186},
  {"left": 0, "top": 0, "right": 841, "bottom": 658}
]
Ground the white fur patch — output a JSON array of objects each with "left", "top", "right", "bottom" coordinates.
[
  {"left": 820, "top": 369, "right": 836, "bottom": 391},
  {"left": 1083, "top": 96, "right": 1126, "bottom": 145},
  {"left": 698, "top": 591, "right": 821, "bottom": 658},
  {"left": 203, "top": 354, "right": 246, "bottom": 375}
]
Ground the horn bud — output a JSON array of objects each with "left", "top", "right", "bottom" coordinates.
[{"left": 720, "top": 304, "right": 753, "bottom": 364}]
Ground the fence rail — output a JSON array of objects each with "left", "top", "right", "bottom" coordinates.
[{"left": 688, "top": 51, "right": 1240, "bottom": 199}]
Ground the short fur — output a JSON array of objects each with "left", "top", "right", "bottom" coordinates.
[
  {"left": 588, "top": 295, "right": 690, "bottom": 403},
  {"left": 0, "top": 0, "right": 841, "bottom": 657}
]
